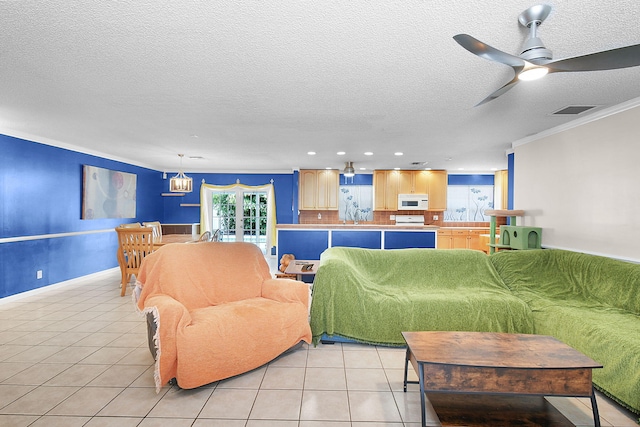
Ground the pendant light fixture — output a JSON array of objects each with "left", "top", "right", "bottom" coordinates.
[
  {"left": 343, "top": 161, "right": 355, "bottom": 177},
  {"left": 169, "top": 154, "right": 193, "bottom": 193}
]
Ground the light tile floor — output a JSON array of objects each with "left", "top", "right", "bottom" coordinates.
[{"left": 0, "top": 270, "right": 638, "bottom": 427}]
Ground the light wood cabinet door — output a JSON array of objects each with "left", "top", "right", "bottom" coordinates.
[
  {"left": 398, "top": 170, "right": 429, "bottom": 194},
  {"left": 414, "top": 171, "right": 429, "bottom": 194},
  {"left": 373, "top": 171, "right": 388, "bottom": 211},
  {"left": 398, "top": 170, "right": 415, "bottom": 194},
  {"left": 437, "top": 229, "right": 453, "bottom": 249},
  {"left": 468, "top": 229, "right": 489, "bottom": 251},
  {"left": 318, "top": 169, "right": 339, "bottom": 209},
  {"left": 385, "top": 170, "right": 399, "bottom": 210},
  {"left": 451, "top": 229, "right": 469, "bottom": 249},
  {"left": 427, "top": 170, "right": 447, "bottom": 211},
  {"left": 299, "top": 170, "right": 318, "bottom": 210},
  {"left": 299, "top": 169, "right": 338, "bottom": 210},
  {"left": 373, "top": 170, "right": 401, "bottom": 211}
]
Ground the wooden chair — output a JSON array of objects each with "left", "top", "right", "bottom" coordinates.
[
  {"left": 115, "top": 226, "right": 155, "bottom": 296},
  {"left": 143, "top": 221, "right": 163, "bottom": 243}
]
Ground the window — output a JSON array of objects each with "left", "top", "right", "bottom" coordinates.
[{"left": 445, "top": 185, "right": 494, "bottom": 222}]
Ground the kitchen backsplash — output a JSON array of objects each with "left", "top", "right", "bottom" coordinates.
[{"left": 298, "top": 210, "right": 506, "bottom": 227}]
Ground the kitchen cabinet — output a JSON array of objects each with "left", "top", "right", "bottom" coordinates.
[
  {"left": 276, "top": 226, "right": 437, "bottom": 259},
  {"left": 398, "top": 170, "right": 429, "bottom": 194},
  {"left": 494, "top": 170, "right": 509, "bottom": 210},
  {"left": 437, "top": 228, "right": 490, "bottom": 251},
  {"left": 374, "top": 169, "right": 447, "bottom": 211},
  {"left": 373, "top": 170, "right": 400, "bottom": 211},
  {"left": 384, "top": 230, "right": 436, "bottom": 249},
  {"left": 427, "top": 170, "right": 447, "bottom": 211},
  {"left": 299, "top": 169, "right": 339, "bottom": 210}
]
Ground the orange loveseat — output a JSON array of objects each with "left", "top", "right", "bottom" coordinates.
[{"left": 134, "top": 242, "right": 312, "bottom": 391}]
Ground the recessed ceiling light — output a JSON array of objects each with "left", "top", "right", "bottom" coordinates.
[
  {"left": 359, "top": 167, "right": 366, "bottom": 170},
  {"left": 325, "top": 167, "right": 332, "bottom": 170},
  {"left": 307, "top": 151, "right": 316, "bottom": 155},
  {"left": 490, "top": 168, "right": 498, "bottom": 171},
  {"left": 458, "top": 168, "right": 465, "bottom": 171},
  {"left": 337, "top": 151, "right": 346, "bottom": 155},
  {"left": 364, "top": 152, "right": 373, "bottom": 156},
  {"left": 394, "top": 167, "right": 401, "bottom": 170},
  {"left": 394, "top": 152, "right": 403, "bottom": 156}
]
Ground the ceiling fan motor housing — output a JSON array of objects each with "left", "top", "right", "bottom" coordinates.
[
  {"left": 520, "top": 37, "right": 553, "bottom": 62},
  {"left": 518, "top": 4, "right": 553, "bottom": 63}
]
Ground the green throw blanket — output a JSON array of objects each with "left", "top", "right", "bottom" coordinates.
[
  {"left": 310, "top": 247, "right": 534, "bottom": 346},
  {"left": 491, "top": 249, "right": 640, "bottom": 417}
]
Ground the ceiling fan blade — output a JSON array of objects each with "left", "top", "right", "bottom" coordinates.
[
  {"left": 454, "top": 34, "right": 526, "bottom": 68},
  {"left": 475, "top": 76, "right": 520, "bottom": 107},
  {"left": 544, "top": 44, "right": 640, "bottom": 72}
]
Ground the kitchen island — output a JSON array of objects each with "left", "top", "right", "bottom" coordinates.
[{"left": 276, "top": 224, "right": 438, "bottom": 259}]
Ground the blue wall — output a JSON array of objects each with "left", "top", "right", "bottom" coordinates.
[
  {"left": 448, "top": 174, "right": 494, "bottom": 186},
  {"left": 161, "top": 172, "right": 298, "bottom": 225},
  {"left": 0, "top": 134, "right": 163, "bottom": 298}
]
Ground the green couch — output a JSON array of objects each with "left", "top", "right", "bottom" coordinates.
[
  {"left": 310, "top": 247, "right": 534, "bottom": 346},
  {"left": 490, "top": 249, "right": 640, "bottom": 417},
  {"left": 309, "top": 246, "right": 640, "bottom": 417}
]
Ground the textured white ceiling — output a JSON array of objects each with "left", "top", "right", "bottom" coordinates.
[{"left": 1, "top": 0, "right": 639, "bottom": 173}]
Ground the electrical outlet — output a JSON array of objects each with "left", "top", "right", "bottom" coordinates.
[
  {"left": 36, "top": 270, "right": 43, "bottom": 279},
  {"left": 317, "top": 213, "right": 322, "bottom": 220},
  {"left": 390, "top": 215, "right": 396, "bottom": 220},
  {"left": 433, "top": 215, "right": 439, "bottom": 220}
]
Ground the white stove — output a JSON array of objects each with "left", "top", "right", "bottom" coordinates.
[{"left": 394, "top": 215, "right": 425, "bottom": 226}]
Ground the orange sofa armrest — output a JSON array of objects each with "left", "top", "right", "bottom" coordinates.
[
  {"left": 143, "top": 294, "right": 192, "bottom": 391},
  {"left": 262, "top": 278, "right": 310, "bottom": 307}
]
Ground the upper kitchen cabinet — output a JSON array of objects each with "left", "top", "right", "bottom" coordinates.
[
  {"left": 398, "top": 170, "right": 429, "bottom": 194},
  {"left": 427, "top": 170, "right": 447, "bottom": 211},
  {"left": 299, "top": 169, "right": 339, "bottom": 210},
  {"left": 494, "top": 170, "right": 509, "bottom": 210},
  {"left": 374, "top": 170, "right": 400, "bottom": 211},
  {"left": 374, "top": 169, "right": 447, "bottom": 211}
]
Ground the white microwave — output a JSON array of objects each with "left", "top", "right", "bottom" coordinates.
[{"left": 398, "top": 194, "right": 429, "bottom": 210}]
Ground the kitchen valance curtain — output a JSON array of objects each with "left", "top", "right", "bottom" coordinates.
[{"left": 200, "top": 182, "right": 277, "bottom": 248}]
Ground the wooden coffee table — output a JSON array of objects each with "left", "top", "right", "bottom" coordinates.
[{"left": 402, "top": 331, "right": 603, "bottom": 427}]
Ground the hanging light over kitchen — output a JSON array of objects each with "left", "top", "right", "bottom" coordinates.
[
  {"left": 343, "top": 161, "right": 355, "bottom": 177},
  {"left": 169, "top": 154, "right": 193, "bottom": 192}
]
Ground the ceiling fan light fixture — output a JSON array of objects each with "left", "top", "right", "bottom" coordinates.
[
  {"left": 343, "top": 161, "right": 355, "bottom": 177},
  {"left": 518, "top": 66, "right": 549, "bottom": 81}
]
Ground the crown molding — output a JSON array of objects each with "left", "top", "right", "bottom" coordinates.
[{"left": 511, "top": 96, "right": 640, "bottom": 149}]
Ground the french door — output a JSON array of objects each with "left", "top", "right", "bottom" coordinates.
[{"left": 210, "top": 189, "right": 268, "bottom": 253}]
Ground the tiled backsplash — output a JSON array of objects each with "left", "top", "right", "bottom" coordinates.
[{"left": 297, "top": 210, "right": 506, "bottom": 227}]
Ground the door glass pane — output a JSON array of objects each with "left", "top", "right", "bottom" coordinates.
[
  {"left": 211, "top": 192, "right": 236, "bottom": 242},
  {"left": 241, "top": 191, "right": 267, "bottom": 253}
]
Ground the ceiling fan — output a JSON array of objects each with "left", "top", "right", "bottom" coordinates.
[{"left": 454, "top": 4, "right": 640, "bottom": 106}]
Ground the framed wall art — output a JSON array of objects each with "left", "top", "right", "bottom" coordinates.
[{"left": 82, "top": 165, "right": 137, "bottom": 219}]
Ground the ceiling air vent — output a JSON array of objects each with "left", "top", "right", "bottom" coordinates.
[{"left": 551, "top": 105, "right": 597, "bottom": 115}]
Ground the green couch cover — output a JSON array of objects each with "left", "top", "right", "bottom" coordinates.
[
  {"left": 490, "top": 249, "right": 640, "bottom": 416},
  {"left": 310, "top": 247, "right": 534, "bottom": 346}
]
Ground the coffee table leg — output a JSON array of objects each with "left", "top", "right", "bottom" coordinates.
[
  {"left": 403, "top": 348, "right": 410, "bottom": 392},
  {"left": 418, "top": 363, "right": 426, "bottom": 427},
  {"left": 591, "top": 387, "right": 600, "bottom": 427}
]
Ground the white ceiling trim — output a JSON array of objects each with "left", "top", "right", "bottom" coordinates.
[{"left": 511, "top": 96, "right": 640, "bottom": 149}]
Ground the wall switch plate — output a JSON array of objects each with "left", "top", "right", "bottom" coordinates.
[
  {"left": 36, "top": 270, "right": 43, "bottom": 279},
  {"left": 433, "top": 215, "right": 439, "bottom": 220},
  {"left": 317, "top": 213, "right": 322, "bottom": 220}
]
